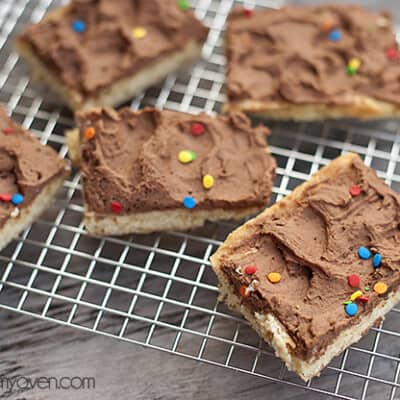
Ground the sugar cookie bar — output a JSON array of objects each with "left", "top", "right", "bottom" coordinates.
[
  {"left": 16, "top": 0, "right": 208, "bottom": 110},
  {"left": 211, "top": 153, "right": 400, "bottom": 380},
  {"left": 67, "top": 107, "right": 276, "bottom": 235}
]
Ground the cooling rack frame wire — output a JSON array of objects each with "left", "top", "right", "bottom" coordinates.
[{"left": 0, "top": 0, "right": 400, "bottom": 399}]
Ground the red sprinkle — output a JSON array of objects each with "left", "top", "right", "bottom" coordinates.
[
  {"left": 349, "top": 184, "right": 361, "bottom": 197},
  {"left": 111, "top": 201, "right": 123, "bottom": 213},
  {"left": 239, "top": 285, "right": 250, "bottom": 298},
  {"left": 348, "top": 274, "right": 361, "bottom": 288},
  {"left": 3, "top": 127, "right": 13, "bottom": 134},
  {"left": 386, "top": 48, "right": 399, "bottom": 61},
  {"left": 0, "top": 194, "right": 11, "bottom": 202},
  {"left": 244, "top": 8, "right": 253, "bottom": 18},
  {"left": 358, "top": 296, "right": 369, "bottom": 303},
  {"left": 191, "top": 123, "right": 205, "bottom": 136},
  {"left": 244, "top": 265, "right": 257, "bottom": 275}
]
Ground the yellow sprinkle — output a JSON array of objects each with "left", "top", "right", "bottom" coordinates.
[
  {"left": 202, "top": 174, "right": 214, "bottom": 190},
  {"left": 178, "top": 150, "right": 196, "bottom": 164},
  {"left": 267, "top": 272, "right": 281, "bottom": 284},
  {"left": 348, "top": 58, "right": 361, "bottom": 70},
  {"left": 350, "top": 290, "right": 363, "bottom": 302},
  {"left": 374, "top": 281, "right": 388, "bottom": 295},
  {"left": 132, "top": 27, "right": 147, "bottom": 39}
]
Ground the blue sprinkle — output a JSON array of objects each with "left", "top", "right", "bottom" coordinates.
[
  {"left": 358, "top": 246, "right": 371, "bottom": 260},
  {"left": 373, "top": 253, "right": 382, "bottom": 268},
  {"left": 183, "top": 196, "right": 196, "bottom": 209},
  {"left": 345, "top": 303, "right": 358, "bottom": 317},
  {"left": 72, "top": 20, "right": 86, "bottom": 33},
  {"left": 328, "top": 29, "right": 342, "bottom": 42},
  {"left": 11, "top": 193, "right": 23, "bottom": 205}
]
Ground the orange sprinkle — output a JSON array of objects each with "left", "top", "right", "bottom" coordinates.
[
  {"left": 374, "top": 282, "right": 388, "bottom": 295},
  {"left": 267, "top": 272, "right": 281, "bottom": 283},
  {"left": 321, "top": 18, "right": 334, "bottom": 32},
  {"left": 239, "top": 285, "right": 250, "bottom": 298},
  {"left": 84, "top": 127, "right": 95, "bottom": 140}
]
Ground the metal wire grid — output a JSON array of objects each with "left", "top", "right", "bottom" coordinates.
[{"left": 0, "top": 0, "right": 399, "bottom": 399}]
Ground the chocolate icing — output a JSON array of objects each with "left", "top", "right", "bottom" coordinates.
[
  {"left": 20, "top": 0, "right": 208, "bottom": 98},
  {"left": 0, "top": 107, "right": 68, "bottom": 227},
  {"left": 76, "top": 108, "right": 276, "bottom": 214},
  {"left": 220, "top": 156, "right": 400, "bottom": 360},
  {"left": 226, "top": 5, "right": 400, "bottom": 106}
]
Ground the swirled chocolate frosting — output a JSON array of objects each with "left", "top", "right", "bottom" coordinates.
[
  {"left": 219, "top": 155, "right": 400, "bottom": 360},
  {"left": 0, "top": 107, "right": 68, "bottom": 227},
  {"left": 226, "top": 5, "right": 400, "bottom": 106},
  {"left": 20, "top": 0, "right": 208, "bottom": 98},
  {"left": 75, "top": 107, "right": 276, "bottom": 215}
]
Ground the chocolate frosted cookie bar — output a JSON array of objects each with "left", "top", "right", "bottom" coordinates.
[
  {"left": 225, "top": 5, "right": 400, "bottom": 120},
  {"left": 16, "top": 0, "right": 208, "bottom": 110},
  {"left": 0, "top": 107, "right": 69, "bottom": 250},
  {"left": 211, "top": 153, "right": 400, "bottom": 380},
  {"left": 67, "top": 107, "right": 276, "bottom": 235}
]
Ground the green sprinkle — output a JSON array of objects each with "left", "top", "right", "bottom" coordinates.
[
  {"left": 347, "top": 66, "right": 357, "bottom": 76},
  {"left": 364, "top": 287, "right": 370, "bottom": 292},
  {"left": 343, "top": 300, "right": 352, "bottom": 305},
  {"left": 188, "top": 150, "right": 196, "bottom": 161},
  {"left": 178, "top": 0, "right": 189, "bottom": 10}
]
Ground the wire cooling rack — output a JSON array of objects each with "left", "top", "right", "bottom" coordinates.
[{"left": 0, "top": 0, "right": 400, "bottom": 399}]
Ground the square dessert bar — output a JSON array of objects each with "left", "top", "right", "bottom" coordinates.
[
  {"left": 67, "top": 107, "right": 276, "bottom": 236},
  {"left": 0, "top": 106, "right": 69, "bottom": 251},
  {"left": 16, "top": 0, "right": 208, "bottom": 110},
  {"left": 225, "top": 5, "right": 400, "bottom": 120},
  {"left": 211, "top": 153, "right": 400, "bottom": 380}
]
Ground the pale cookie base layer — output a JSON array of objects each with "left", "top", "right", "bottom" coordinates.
[
  {"left": 224, "top": 98, "right": 400, "bottom": 121},
  {"left": 85, "top": 206, "right": 262, "bottom": 236},
  {"left": 16, "top": 38, "right": 204, "bottom": 111},
  {"left": 0, "top": 174, "right": 66, "bottom": 251},
  {"left": 210, "top": 153, "right": 400, "bottom": 381}
]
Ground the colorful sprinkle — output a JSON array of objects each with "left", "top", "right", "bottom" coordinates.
[
  {"left": 111, "top": 201, "right": 123, "bottom": 213},
  {"left": 239, "top": 285, "right": 251, "bottom": 298},
  {"left": 244, "top": 265, "right": 257, "bottom": 275},
  {"left": 358, "top": 296, "right": 369, "bottom": 303},
  {"left": 11, "top": 193, "right": 23, "bottom": 205},
  {"left": 2, "top": 127, "right": 13, "bottom": 134},
  {"left": 0, "top": 194, "right": 11, "bottom": 202},
  {"left": 178, "top": 150, "right": 196, "bottom": 164},
  {"left": 202, "top": 174, "right": 214, "bottom": 190},
  {"left": 267, "top": 272, "right": 281, "bottom": 283},
  {"left": 10, "top": 208, "right": 19, "bottom": 218},
  {"left": 328, "top": 29, "right": 342, "bottom": 42},
  {"left": 345, "top": 302, "right": 358, "bottom": 317},
  {"left": 374, "top": 281, "right": 388, "bottom": 295},
  {"left": 84, "top": 127, "right": 95, "bottom": 140},
  {"left": 321, "top": 18, "right": 334, "bottom": 32},
  {"left": 347, "top": 58, "right": 361, "bottom": 76},
  {"left": 343, "top": 300, "right": 352, "bottom": 305},
  {"left": 350, "top": 290, "right": 363, "bottom": 302},
  {"left": 178, "top": 0, "right": 189, "bottom": 10},
  {"left": 191, "top": 122, "right": 205, "bottom": 136},
  {"left": 372, "top": 253, "right": 382, "bottom": 268},
  {"left": 72, "top": 20, "right": 86, "bottom": 33},
  {"left": 386, "top": 48, "right": 399, "bottom": 61},
  {"left": 244, "top": 8, "right": 253, "bottom": 18},
  {"left": 349, "top": 184, "right": 361, "bottom": 197},
  {"left": 364, "top": 286, "right": 370, "bottom": 291},
  {"left": 376, "top": 16, "right": 389, "bottom": 28},
  {"left": 183, "top": 196, "right": 196, "bottom": 209},
  {"left": 348, "top": 274, "right": 360, "bottom": 288},
  {"left": 358, "top": 246, "right": 371, "bottom": 260},
  {"left": 132, "top": 27, "right": 147, "bottom": 39}
]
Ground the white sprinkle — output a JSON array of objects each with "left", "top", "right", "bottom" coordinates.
[
  {"left": 10, "top": 208, "right": 20, "bottom": 218},
  {"left": 235, "top": 267, "right": 243, "bottom": 276},
  {"left": 376, "top": 16, "right": 389, "bottom": 28}
]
